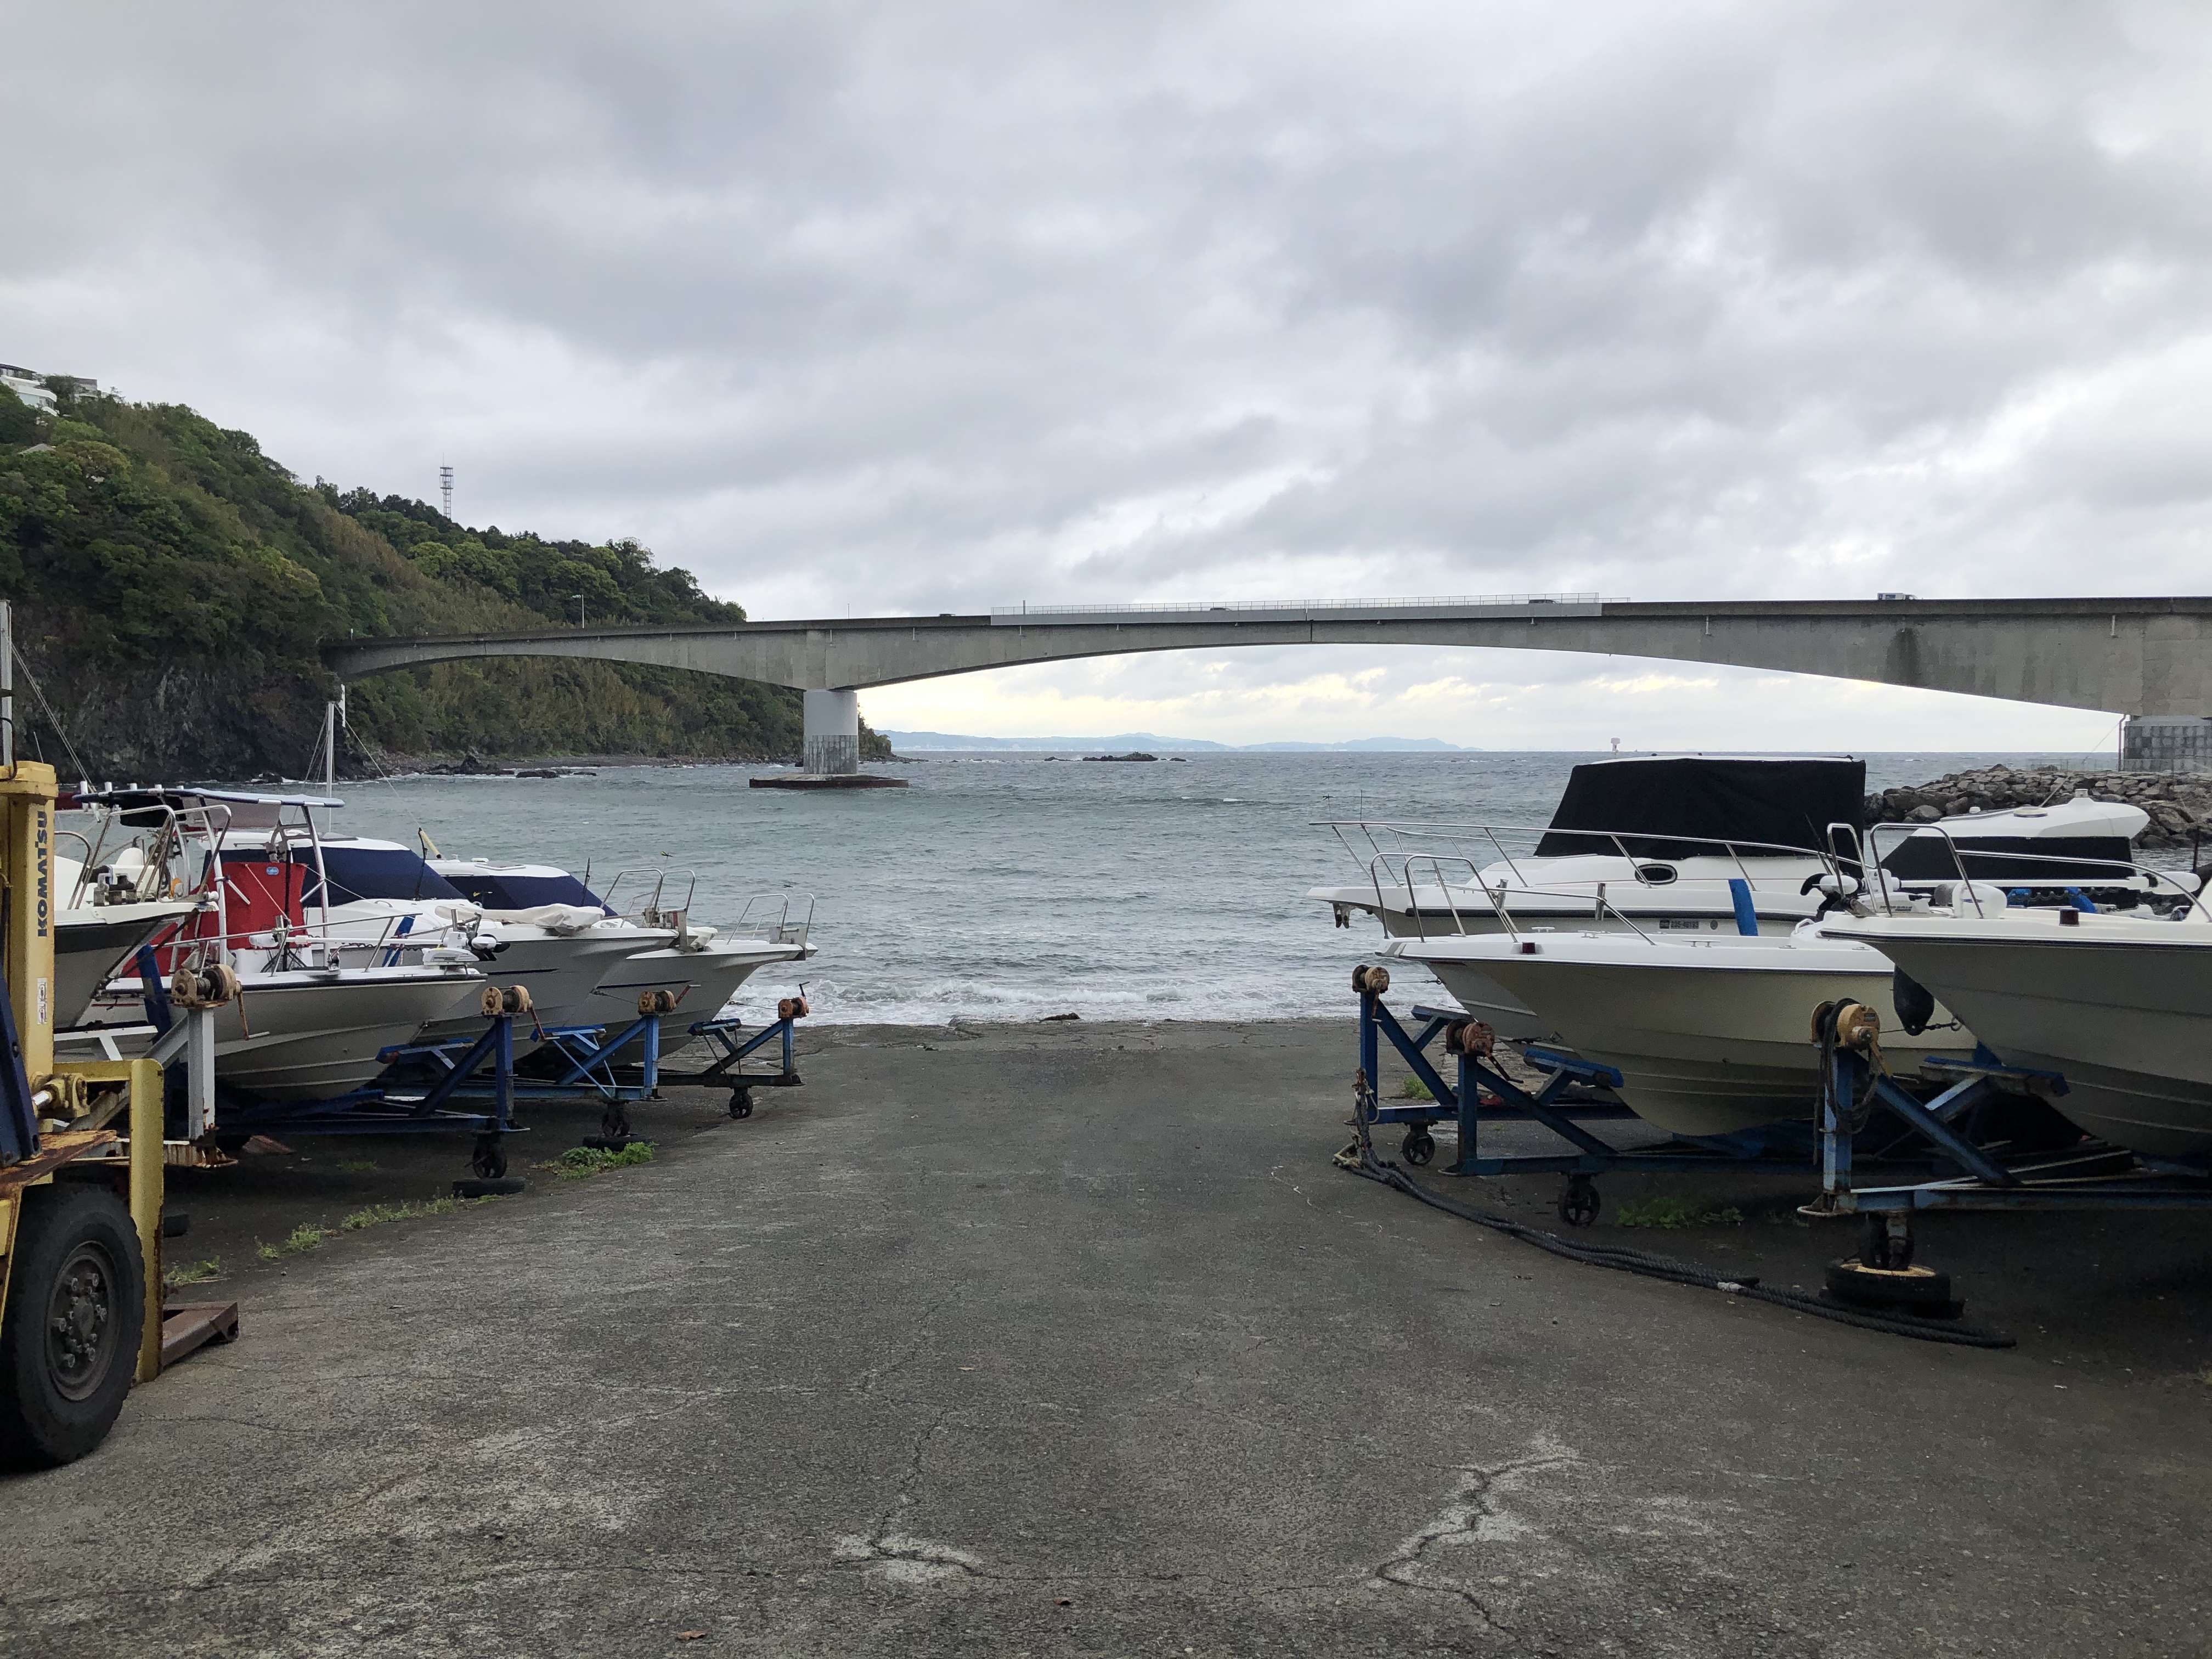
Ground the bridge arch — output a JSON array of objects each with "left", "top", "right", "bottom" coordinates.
[{"left": 324, "top": 595, "right": 2212, "bottom": 772}]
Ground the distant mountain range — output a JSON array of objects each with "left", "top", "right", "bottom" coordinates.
[{"left": 879, "top": 730, "right": 1476, "bottom": 753}]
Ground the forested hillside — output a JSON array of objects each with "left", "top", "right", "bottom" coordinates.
[{"left": 0, "top": 380, "right": 882, "bottom": 777}]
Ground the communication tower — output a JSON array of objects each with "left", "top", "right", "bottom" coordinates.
[{"left": 439, "top": 465, "right": 454, "bottom": 520}]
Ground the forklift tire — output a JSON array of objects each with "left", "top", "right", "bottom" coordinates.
[{"left": 0, "top": 1184, "right": 146, "bottom": 1470}]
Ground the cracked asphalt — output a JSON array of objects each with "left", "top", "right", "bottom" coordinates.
[{"left": 4, "top": 1019, "right": 2209, "bottom": 1657}]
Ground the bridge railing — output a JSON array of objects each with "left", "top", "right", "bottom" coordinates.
[{"left": 990, "top": 594, "right": 1616, "bottom": 620}]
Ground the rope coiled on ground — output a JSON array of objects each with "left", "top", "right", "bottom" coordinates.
[{"left": 1333, "top": 1092, "right": 2015, "bottom": 1349}]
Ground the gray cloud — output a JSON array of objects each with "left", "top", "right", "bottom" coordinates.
[{"left": 8, "top": 0, "right": 2208, "bottom": 638}]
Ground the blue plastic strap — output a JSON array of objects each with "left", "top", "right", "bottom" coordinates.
[{"left": 1728, "top": 877, "right": 1759, "bottom": 936}]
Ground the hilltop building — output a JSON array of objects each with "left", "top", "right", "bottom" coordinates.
[{"left": 0, "top": 364, "right": 97, "bottom": 415}]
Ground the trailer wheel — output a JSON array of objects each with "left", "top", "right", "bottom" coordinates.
[
  {"left": 1558, "top": 1175, "right": 1600, "bottom": 1227},
  {"left": 0, "top": 1184, "right": 145, "bottom": 1470},
  {"left": 600, "top": 1107, "right": 632, "bottom": 1140},
  {"left": 1401, "top": 1128, "right": 1435, "bottom": 1167},
  {"left": 470, "top": 1136, "right": 507, "bottom": 1180},
  {"left": 729, "top": 1088, "right": 753, "bottom": 1120}
]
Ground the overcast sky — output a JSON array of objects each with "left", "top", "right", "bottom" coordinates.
[{"left": 10, "top": 2, "right": 2207, "bottom": 748}]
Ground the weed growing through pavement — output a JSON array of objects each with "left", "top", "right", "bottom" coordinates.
[
  {"left": 340, "top": 1197, "right": 472, "bottom": 1231},
  {"left": 253, "top": 1195, "right": 499, "bottom": 1259},
  {"left": 164, "top": 1256, "right": 221, "bottom": 1287},
  {"left": 1617, "top": 1196, "right": 1745, "bottom": 1229},
  {"left": 1396, "top": 1075, "right": 1434, "bottom": 1101},
  {"left": 335, "top": 1159, "right": 380, "bottom": 1174},
  {"left": 541, "top": 1142, "right": 657, "bottom": 1179}
]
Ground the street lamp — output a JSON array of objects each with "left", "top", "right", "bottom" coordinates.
[{"left": 572, "top": 593, "right": 585, "bottom": 628}]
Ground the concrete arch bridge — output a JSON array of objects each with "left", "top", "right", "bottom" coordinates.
[{"left": 322, "top": 594, "right": 2212, "bottom": 774}]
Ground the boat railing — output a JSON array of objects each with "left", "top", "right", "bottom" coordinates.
[
  {"left": 735, "top": 892, "right": 814, "bottom": 948},
  {"left": 1862, "top": 822, "right": 2211, "bottom": 922},
  {"left": 1390, "top": 855, "right": 1664, "bottom": 946},
  {"left": 602, "top": 866, "right": 701, "bottom": 928},
  {"left": 1334, "top": 818, "right": 1843, "bottom": 903},
  {"left": 136, "top": 901, "right": 473, "bottom": 984},
  {"left": 73, "top": 799, "right": 235, "bottom": 909}
]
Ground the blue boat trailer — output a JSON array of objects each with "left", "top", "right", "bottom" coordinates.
[
  {"left": 436, "top": 1011, "right": 668, "bottom": 1140},
  {"left": 1356, "top": 984, "right": 1818, "bottom": 1226},
  {"left": 1813, "top": 1038, "right": 2212, "bottom": 1271},
  {"left": 652, "top": 1014, "right": 805, "bottom": 1120},
  {"left": 213, "top": 1014, "right": 528, "bottom": 1180}
]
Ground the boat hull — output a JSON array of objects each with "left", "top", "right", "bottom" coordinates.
[
  {"left": 414, "top": 933, "right": 661, "bottom": 1043},
  {"left": 55, "top": 902, "right": 199, "bottom": 1026},
  {"left": 1310, "top": 885, "right": 1817, "bottom": 1042},
  {"left": 589, "top": 942, "right": 805, "bottom": 1057},
  {"left": 89, "top": 967, "right": 483, "bottom": 1101},
  {"left": 1834, "top": 924, "right": 2212, "bottom": 1156},
  {"left": 1393, "top": 935, "right": 1967, "bottom": 1137}
]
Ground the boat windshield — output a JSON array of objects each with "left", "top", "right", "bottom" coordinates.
[
  {"left": 291, "top": 846, "right": 467, "bottom": 906},
  {"left": 441, "top": 871, "right": 612, "bottom": 913}
]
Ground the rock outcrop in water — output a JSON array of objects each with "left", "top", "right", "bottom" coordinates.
[{"left": 1865, "top": 764, "right": 2210, "bottom": 849}]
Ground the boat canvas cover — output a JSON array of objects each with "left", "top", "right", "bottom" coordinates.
[
  {"left": 1880, "top": 834, "right": 2137, "bottom": 882},
  {"left": 1534, "top": 757, "right": 1866, "bottom": 859}
]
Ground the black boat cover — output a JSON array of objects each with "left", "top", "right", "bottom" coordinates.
[
  {"left": 1879, "top": 834, "right": 2136, "bottom": 883},
  {"left": 1535, "top": 756, "right": 1865, "bottom": 859}
]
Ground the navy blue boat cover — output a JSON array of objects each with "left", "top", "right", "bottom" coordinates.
[{"left": 1534, "top": 756, "right": 1865, "bottom": 859}]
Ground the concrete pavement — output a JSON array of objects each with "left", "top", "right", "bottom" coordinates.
[{"left": 3, "top": 1019, "right": 2207, "bottom": 1657}]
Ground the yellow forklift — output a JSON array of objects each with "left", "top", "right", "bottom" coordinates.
[{"left": 0, "top": 757, "right": 227, "bottom": 1468}]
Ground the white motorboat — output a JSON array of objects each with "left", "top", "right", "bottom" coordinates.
[
  {"left": 66, "top": 788, "right": 486, "bottom": 1100},
  {"left": 290, "top": 847, "right": 675, "bottom": 1040},
  {"left": 1826, "top": 906, "right": 2212, "bottom": 1157},
  {"left": 1313, "top": 755, "right": 1865, "bottom": 938},
  {"left": 163, "top": 821, "right": 694, "bottom": 1047},
  {"left": 1384, "top": 922, "right": 1975, "bottom": 1137},
  {"left": 87, "top": 961, "right": 488, "bottom": 1099},
  {"left": 1333, "top": 781, "right": 2159, "bottom": 1042},
  {"left": 437, "top": 867, "right": 817, "bottom": 1037}
]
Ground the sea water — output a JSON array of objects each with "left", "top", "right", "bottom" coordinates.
[{"left": 328, "top": 751, "right": 2102, "bottom": 1025}]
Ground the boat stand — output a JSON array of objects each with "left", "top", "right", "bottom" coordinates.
[
  {"left": 480, "top": 1014, "right": 666, "bottom": 1139},
  {"left": 654, "top": 1014, "right": 805, "bottom": 1120},
  {"left": 215, "top": 1015, "right": 526, "bottom": 1179},
  {"left": 1357, "top": 990, "right": 1817, "bottom": 1225},
  {"left": 1812, "top": 1044, "right": 2212, "bottom": 1272}
]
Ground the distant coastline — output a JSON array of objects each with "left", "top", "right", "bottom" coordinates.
[{"left": 878, "top": 730, "right": 1476, "bottom": 753}]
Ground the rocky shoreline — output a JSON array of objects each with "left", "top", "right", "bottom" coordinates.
[{"left": 1867, "top": 765, "right": 2210, "bottom": 849}]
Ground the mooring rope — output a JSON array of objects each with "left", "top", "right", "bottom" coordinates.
[{"left": 1333, "top": 1092, "right": 2015, "bottom": 1348}]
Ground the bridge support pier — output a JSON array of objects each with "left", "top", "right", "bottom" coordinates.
[
  {"left": 2120, "top": 715, "right": 2212, "bottom": 775},
  {"left": 802, "top": 689, "right": 860, "bottom": 775}
]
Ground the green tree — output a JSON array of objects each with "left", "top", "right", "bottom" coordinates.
[{"left": 0, "top": 385, "right": 38, "bottom": 448}]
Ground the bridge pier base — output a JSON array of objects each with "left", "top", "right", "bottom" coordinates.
[
  {"left": 2120, "top": 715, "right": 2212, "bottom": 775},
  {"left": 802, "top": 689, "right": 861, "bottom": 775}
]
